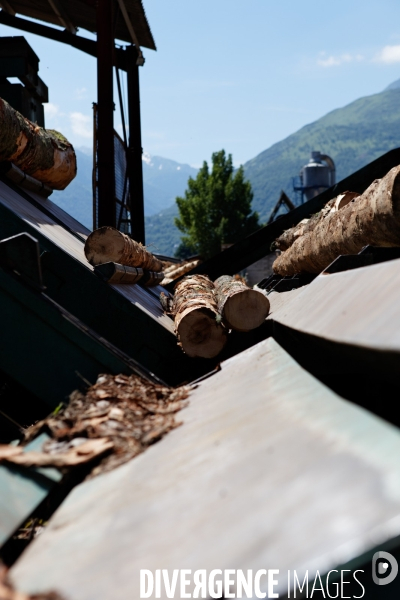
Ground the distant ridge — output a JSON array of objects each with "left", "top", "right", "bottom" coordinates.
[
  {"left": 53, "top": 78, "right": 400, "bottom": 255},
  {"left": 145, "top": 79, "right": 400, "bottom": 254},
  {"left": 384, "top": 79, "right": 400, "bottom": 91},
  {"left": 51, "top": 151, "right": 198, "bottom": 230},
  {"left": 243, "top": 83, "right": 400, "bottom": 222}
]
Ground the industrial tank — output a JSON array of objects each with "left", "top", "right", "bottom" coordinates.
[{"left": 300, "top": 151, "right": 335, "bottom": 201}]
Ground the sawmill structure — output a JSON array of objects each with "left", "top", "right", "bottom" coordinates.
[{"left": 0, "top": 2, "right": 400, "bottom": 599}]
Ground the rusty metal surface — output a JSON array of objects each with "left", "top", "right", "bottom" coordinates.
[{"left": 9, "top": 338, "right": 400, "bottom": 599}]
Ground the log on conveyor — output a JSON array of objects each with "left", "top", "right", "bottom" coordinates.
[
  {"left": 141, "top": 270, "right": 165, "bottom": 287},
  {"left": 275, "top": 191, "right": 360, "bottom": 251},
  {"left": 84, "top": 227, "right": 163, "bottom": 271},
  {"left": 161, "top": 259, "right": 201, "bottom": 285},
  {"left": 166, "top": 275, "right": 228, "bottom": 359},
  {"left": 0, "top": 97, "right": 76, "bottom": 190},
  {"left": 273, "top": 167, "right": 400, "bottom": 276},
  {"left": 94, "top": 262, "right": 144, "bottom": 284},
  {"left": 214, "top": 275, "right": 270, "bottom": 332}
]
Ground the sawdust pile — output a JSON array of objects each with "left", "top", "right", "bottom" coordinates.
[{"left": 0, "top": 375, "right": 190, "bottom": 478}]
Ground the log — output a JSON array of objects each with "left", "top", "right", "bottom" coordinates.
[
  {"left": 161, "top": 259, "right": 201, "bottom": 285},
  {"left": 275, "top": 191, "right": 360, "bottom": 251},
  {"left": 214, "top": 275, "right": 270, "bottom": 331},
  {"left": 84, "top": 227, "right": 163, "bottom": 271},
  {"left": 169, "top": 275, "right": 228, "bottom": 358},
  {"left": 94, "top": 262, "right": 143, "bottom": 284},
  {"left": 141, "top": 270, "right": 165, "bottom": 287},
  {"left": 273, "top": 167, "right": 400, "bottom": 276},
  {"left": 0, "top": 97, "right": 76, "bottom": 190}
]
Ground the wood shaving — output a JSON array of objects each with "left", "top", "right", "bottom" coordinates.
[{"left": 4, "top": 374, "right": 190, "bottom": 478}]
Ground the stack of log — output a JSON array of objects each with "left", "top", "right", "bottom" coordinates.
[
  {"left": 160, "top": 259, "right": 201, "bottom": 286},
  {"left": 0, "top": 97, "right": 76, "bottom": 190},
  {"left": 160, "top": 274, "right": 270, "bottom": 358},
  {"left": 273, "top": 166, "right": 400, "bottom": 276},
  {"left": 215, "top": 275, "right": 270, "bottom": 332},
  {"left": 84, "top": 227, "right": 165, "bottom": 287}
]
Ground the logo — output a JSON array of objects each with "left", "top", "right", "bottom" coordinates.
[{"left": 372, "top": 551, "right": 398, "bottom": 586}]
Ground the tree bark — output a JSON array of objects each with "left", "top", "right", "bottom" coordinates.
[
  {"left": 273, "top": 167, "right": 400, "bottom": 276},
  {"left": 161, "top": 259, "right": 201, "bottom": 285},
  {"left": 274, "top": 191, "right": 360, "bottom": 251},
  {"left": 0, "top": 97, "right": 76, "bottom": 190},
  {"left": 85, "top": 227, "right": 163, "bottom": 271},
  {"left": 169, "top": 275, "right": 227, "bottom": 358},
  {"left": 214, "top": 275, "right": 270, "bottom": 331}
]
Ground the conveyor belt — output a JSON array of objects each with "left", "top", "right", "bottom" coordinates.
[
  {"left": 0, "top": 178, "right": 172, "bottom": 329},
  {"left": 0, "top": 178, "right": 209, "bottom": 385}
]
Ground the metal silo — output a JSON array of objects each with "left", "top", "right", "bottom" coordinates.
[{"left": 298, "top": 151, "right": 336, "bottom": 202}]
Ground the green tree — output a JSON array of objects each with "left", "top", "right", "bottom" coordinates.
[{"left": 174, "top": 150, "right": 260, "bottom": 259}]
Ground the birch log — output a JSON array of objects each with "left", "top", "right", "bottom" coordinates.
[
  {"left": 273, "top": 167, "right": 400, "bottom": 276},
  {"left": 85, "top": 227, "right": 163, "bottom": 271},
  {"left": 0, "top": 97, "right": 76, "bottom": 190},
  {"left": 214, "top": 276, "right": 270, "bottom": 331},
  {"left": 169, "top": 275, "right": 227, "bottom": 358},
  {"left": 161, "top": 259, "right": 201, "bottom": 285},
  {"left": 275, "top": 191, "right": 360, "bottom": 251}
]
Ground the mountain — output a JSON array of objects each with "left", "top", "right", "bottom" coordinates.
[
  {"left": 384, "top": 79, "right": 400, "bottom": 91},
  {"left": 51, "top": 150, "right": 198, "bottom": 230},
  {"left": 51, "top": 149, "right": 93, "bottom": 229},
  {"left": 53, "top": 81, "right": 400, "bottom": 256},
  {"left": 145, "top": 203, "right": 180, "bottom": 256},
  {"left": 142, "top": 153, "right": 198, "bottom": 215},
  {"left": 244, "top": 85, "right": 400, "bottom": 222}
]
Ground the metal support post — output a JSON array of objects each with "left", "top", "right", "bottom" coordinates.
[
  {"left": 126, "top": 45, "right": 145, "bottom": 244},
  {"left": 96, "top": 0, "right": 115, "bottom": 227}
]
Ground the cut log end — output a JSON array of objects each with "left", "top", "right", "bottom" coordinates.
[
  {"left": 84, "top": 227, "right": 163, "bottom": 272},
  {"left": 177, "top": 308, "right": 227, "bottom": 358},
  {"left": 85, "top": 227, "right": 126, "bottom": 266},
  {"left": 223, "top": 289, "right": 270, "bottom": 331}
]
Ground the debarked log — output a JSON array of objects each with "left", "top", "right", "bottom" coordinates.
[
  {"left": 0, "top": 97, "right": 76, "bottom": 190},
  {"left": 273, "top": 166, "right": 400, "bottom": 276},
  {"left": 84, "top": 227, "right": 163, "bottom": 272},
  {"left": 170, "top": 275, "right": 228, "bottom": 359},
  {"left": 214, "top": 275, "right": 270, "bottom": 332}
]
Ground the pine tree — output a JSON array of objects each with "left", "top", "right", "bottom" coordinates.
[{"left": 175, "top": 150, "right": 259, "bottom": 259}]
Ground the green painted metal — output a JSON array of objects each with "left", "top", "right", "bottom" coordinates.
[
  {"left": 0, "top": 433, "right": 61, "bottom": 548},
  {"left": 0, "top": 266, "right": 159, "bottom": 407},
  {"left": 0, "top": 179, "right": 211, "bottom": 385}
]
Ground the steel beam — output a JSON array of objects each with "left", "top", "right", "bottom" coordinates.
[
  {"left": 127, "top": 45, "right": 145, "bottom": 243},
  {"left": 0, "top": 11, "right": 129, "bottom": 71},
  {"left": 96, "top": 0, "right": 115, "bottom": 228},
  {"left": 47, "top": 0, "right": 77, "bottom": 35}
]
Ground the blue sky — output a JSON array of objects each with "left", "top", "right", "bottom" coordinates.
[{"left": 1, "top": 0, "right": 400, "bottom": 167}]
